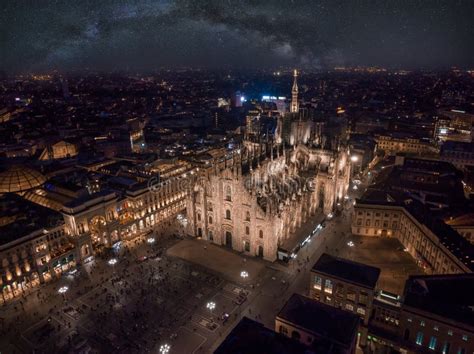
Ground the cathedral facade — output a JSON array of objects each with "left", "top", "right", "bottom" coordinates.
[
  {"left": 186, "top": 143, "right": 350, "bottom": 262},
  {"left": 186, "top": 70, "right": 351, "bottom": 261}
]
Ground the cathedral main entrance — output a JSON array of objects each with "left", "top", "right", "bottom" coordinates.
[{"left": 225, "top": 231, "right": 232, "bottom": 248}]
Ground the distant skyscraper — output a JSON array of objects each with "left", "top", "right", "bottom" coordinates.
[
  {"left": 290, "top": 69, "right": 299, "bottom": 113},
  {"left": 233, "top": 91, "right": 244, "bottom": 108},
  {"left": 60, "top": 76, "right": 70, "bottom": 99}
]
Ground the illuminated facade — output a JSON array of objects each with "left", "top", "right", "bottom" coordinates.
[
  {"left": 63, "top": 172, "right": 192, "bottom": 248},
  {"left": 0, "top": 163, "right": 193, "bottom": 303},
  {"left": 186, "top": 143, "right": 350, "bottom": 262},
  {"left": 352, "top": 200, "right": 474, "bottom": 274},
  {"left": 375, "top": 134, "right": 438, "bottom": 156},
  {"left": 290, "top": 69, "right": 299, "bottom": 113},
  {"left": 0, "top": 224, "right": 81, "bottom": 304},
  {"left": 38, "top": 140, "right": 78, "bottom": 160}
]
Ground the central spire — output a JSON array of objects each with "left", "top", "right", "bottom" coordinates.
[{"left": 290, "top": 69, "right": 299, "bottom": 113}]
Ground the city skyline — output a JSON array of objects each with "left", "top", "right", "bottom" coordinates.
[{"left": 1, "top": 3, "right": 474, "bottom": 352}]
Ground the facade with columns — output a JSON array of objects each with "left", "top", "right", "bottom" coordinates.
[
  {"left": 0, "top": 223, "right": 82, "bottom": 304},
  {"left": 0, "top": 167, "right": 193, "bottom": 303},
  {"left": 62, "top": 173, "right": 192, "bottom": 250},
  {"left": 186, "top": 143, "right": 351, "bottom": 262}
]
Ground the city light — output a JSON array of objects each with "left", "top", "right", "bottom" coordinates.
[
  {"left": 108, "top": 258, "right": 118, "bottom": 265},
  {"left": 206, "top": 301, "right": 216, "bottom": 311},
  {"left": 347, "top": 241, "right": 355, "bottom": 247},
  {"left": 58, "top": 286, "right": 69, "bottom": 294},
  {"left": 147, "top": 237, "right": 155, "bottom": 244},
  {"left": 350, "top": 155, "right": 359, "bottom": 162},
  {"left": 240, "top": 270, "right": 249, "bottom": 279},
  {"left": 159, "top": 344, "right": 171, "bottom": 354}
]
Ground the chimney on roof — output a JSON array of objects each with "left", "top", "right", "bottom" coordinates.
[{"left": 395, "top": 153, "right": 405, "bottom": 166}]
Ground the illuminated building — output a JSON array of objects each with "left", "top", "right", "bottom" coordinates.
[
  {"left": 128, "top": 118, "right": 146, "bottom": 153},
  {"left": 375, "top": 133, "right": 437, "bottom": 156},
  {"left": 290, "top": 69, "right": 299, "bottom": 113},
  {"left": 186, "top": 142, "right": 350, "bottom": 262},
  {"left": 439, "top": 141, "right": 474, "bottom": 171},
  {"left": 38, "top": 140, "right": 78, "bottom": 160},
  {"left": 0, "top": 194, "right": 81, "bottom": 304},
  {"left": 310, "top": 253, "right": 380, "bottom": 326},
  {"left": 307, "top": 254, "right": 474, "bottom": 353},
  {"left": 186, "top": 75, "right": 350, "bottom": 261},
  {"left": 0, "top": 161, "right": 193, "bottom": 303},
  {"left": 352, "top": 193, "right": 474, "bottom": 274}
]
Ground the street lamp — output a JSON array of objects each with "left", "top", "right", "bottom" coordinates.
[
  {"left": 108, "top": 258, "right": 118, "bottom": 275},
  {"left": 350, "top": 155, "right": 359, "bottom": 162},
  {"left": 147, "top": 237, "right": 155, "bottom": 244},
  {"left": 58, "top": 285, "right": 69, "bottom": 302},
  {"left": 206, "top": 301, "right": 216, "bottom": 320},
  {"left": 159, "top": 344, "right": 170, "bottom": 354},
  {"left": 240, "top": 271, "right": 249, "bottom": 279}
]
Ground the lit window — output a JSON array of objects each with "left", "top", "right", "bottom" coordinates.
[
  {"left": 420, "top": 321, "right": 425, "bottom": 327},
  {"left": 313, "top": 276, "right": 322, "bottom": 290},
  {"left": 448, "top": 330, "right": 453, "bottom": 336},
  {"left": 462, "top": 335, "right": 468, "bottom": 341},
  {"left": 429, "top": 336, "right": 437, "bottom": 350},
  {"left": 416, "top": 332, "right": 424, "bottom": 346},
  {"left": 345, "top": 303, "right": 354, "bottom": 311},
  {"left": 324, "top": 279, "right": 333, "bottom": 294},
  {"left": 434, "top": 326, "right": 439, "bottom": 331},
  {"left": 408, "top": 318, "right": 413, "bottom": 323},
  {"left": 357, "top": 307, "right": 366, "bottom": 316},
  {"left": 442, "top": 342, "right": 450, "bottom": 354}
]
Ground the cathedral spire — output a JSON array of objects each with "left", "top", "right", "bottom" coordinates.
[{"left": 290, "top": 69, "right": 299, "bottom": 113}]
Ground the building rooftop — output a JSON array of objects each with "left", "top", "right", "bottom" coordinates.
[
  {"left": 444, "top": 212, "right": 474, "bottom": 227},
  {"left": 403, "top": 274, "right": 474, "bottom": 328},
  {"left": 441, "top": 141, "right": 474, "bottom": 153},
  {"left": 0, "top": 165, "right": 47, "bottom": 193},
  {"left": 0, "top": 193, "right": 63, "bottom": 246},
  {"left": 214, "top": 317, "right": 312, "bottom": 354},
  {"left": 312, "top": 253, "right": 381, "bottom": 289},
  {"left": 276, "top": 293, "right": 360, "bottom": 350}
]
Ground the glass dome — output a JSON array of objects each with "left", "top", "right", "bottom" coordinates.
[{"left": 0, "top": 165, "right": 47, "bottom": 193}]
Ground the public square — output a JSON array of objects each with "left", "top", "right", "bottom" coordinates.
[{"left": 0, "top": 194, "right": 424, "bottom": 354}]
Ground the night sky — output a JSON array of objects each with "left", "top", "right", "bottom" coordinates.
[{"left": 2, "top": 0, "right": 474, "bottom": 72}]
